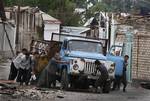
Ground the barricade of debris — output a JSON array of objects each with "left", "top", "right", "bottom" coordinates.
[{"left": 0, "top": 80, "right": 65, "bottom": 101}]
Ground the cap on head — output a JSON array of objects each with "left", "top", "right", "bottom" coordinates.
[
  {"left": 22, "top": 48, "right": 27, "bottom": 52},
  {"left": 33, "top": 51, "right": 39, "bottom": 55},
  {"left": 95, "top": 60, "right": 101, "bottom": 65},
  {"left": 22, "top": 48, "right": 28, "bottom": 54},
  {"left": 124, "top": 55, "right": 129, "bottom": 58}
]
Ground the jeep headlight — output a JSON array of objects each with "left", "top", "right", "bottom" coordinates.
[
  {"left": 108, "top": 63, "right": 115, "bottom": 73},
  {"left": 73, "top": 64, "right": 79, "bottom": 70},
  {"left": 108, "top": 68, "right": 114, "bottom": 73},
  {"left": 110, "top": 63, "right": 115, "bottom": 67},
  {"left": 70, "top": 59, "right": 77, "bottom": 64}
]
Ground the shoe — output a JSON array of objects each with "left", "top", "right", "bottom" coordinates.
[
  {"left": 123, "top": 88, "right": 126, "bottom": 92},
  {"left": 116, "top": 87, "right": 120, "bottom": 91},
  {"left": 97, "top": 87, "right": 102, "bottom": 93},
  {"left": 111, "top": 88, "right": 115, "bottom": 91},
  {"left": 20, "top": 82, "right": 23, "bottom": 85},
  {"left": 25, "top": 82, "right": 29, "bottom": 86},
  {"left": 91, "top": 88, "right": 97, "bottom": 93}
]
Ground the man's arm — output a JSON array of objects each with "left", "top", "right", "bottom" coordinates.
[
  {"left": 55, "top": 59, "right": 69, "bottom": 64},
  {"left": 19, "top": 56, "right": 25, "bottom": 69},
  {"left": 124, "top": 62, "right": 128, "bottom": 71}
]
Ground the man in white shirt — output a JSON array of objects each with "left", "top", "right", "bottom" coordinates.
[
  {"left": 8, "top": 48, "right": 27, "bottom": 80},
  {"left": 16, "top": 52, "right": 32, "bottom": 85}
]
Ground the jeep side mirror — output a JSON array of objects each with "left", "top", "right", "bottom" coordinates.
[
  {"left": 103, "top": 47, "right": 107, "bottom": 56},
  {"left": 62, "top": 40, "right": 67, "bottom": 49}
]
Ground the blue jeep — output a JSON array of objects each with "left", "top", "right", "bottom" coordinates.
[
  {"left": 31, "top": 33, "right": 116, "bottom": 92},
  {"left": 50, "top": 33, "right": 115, "bottom": 92}
]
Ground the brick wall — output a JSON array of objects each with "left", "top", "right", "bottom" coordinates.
[{"left": 132, "top": 32, "right": 150, "bottom": 81}]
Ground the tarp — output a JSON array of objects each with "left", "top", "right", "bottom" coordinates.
[{"left": 37, "top": 58, "right": 59, "bottom": 88}]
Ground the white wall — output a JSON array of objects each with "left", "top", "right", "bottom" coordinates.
[
  {"left": 110, "top": 14, "right": 118, "bottom": 47},
  {"left": 44, "top": 23, "right": 60, "bottom": 41},
  {"left": 0, "top": 23, "right": 16, "bottom": 57}
]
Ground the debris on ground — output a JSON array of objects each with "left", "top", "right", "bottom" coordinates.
[
  {"left": 141, "top": 82, "right": 150, "bottom": 89},
  {"left": 57, "top": 95, "right": 64, "bottom": 98},
  {"left": 56, "top": 90, "right": 65, "bottom": 98},
  {"left": 0, "top": 80, "right": 17, "bottom": 95},
  {"left": 0, "top": 80, "right": 65, "bottom": 100}
]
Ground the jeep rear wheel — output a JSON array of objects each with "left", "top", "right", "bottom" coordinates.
[
  {"left": 61, "top": 69, "right": 69, "bottom": 90},
  {"left": 102, "top": 81, "right": 111, "bottom": 93}
]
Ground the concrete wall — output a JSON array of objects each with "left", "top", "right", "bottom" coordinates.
[{"left": 0, "top": 23, "right": 16, "bottom": 58}]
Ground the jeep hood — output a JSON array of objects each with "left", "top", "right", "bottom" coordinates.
[{"left": 68, "top": 51, "right": 106, "bottom": 60}]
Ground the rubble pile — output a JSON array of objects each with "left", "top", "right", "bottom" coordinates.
[
  {"left": 0, "top": 82, "right": 65, "bottom": 101},
  {"left": 116, "top": 14, "right": 150, "bottom": 31},
  {"left": 16, "top": 88, "right": 65, "bottom": 100}
]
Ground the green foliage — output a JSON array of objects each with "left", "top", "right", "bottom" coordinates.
[
  {"left": 6, "top": 0, "right": 149, "bottom": 26},
  {"left": 85, "top": 0, "right": 134, "bottom": 18},
  {"left": 4, "top": 0, "right": 82, "bottom": 26},
  {"left": 91, "top": 2, "right": 111, "bottom": 12},
  {"left": 48, "top": 0, "right": 81, "bottom": 26},
  {"left": 85, "top": 2, "right": 111, "bottom": 19},
  {"left": 74, "top": 0, "right": 87, "bottom": 8},
  {"left": 4, "top": 0, "right": 38, "bottom": 6}
]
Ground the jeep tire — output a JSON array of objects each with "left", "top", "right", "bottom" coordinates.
[
  {"left": 102, "top": 81, "right": 111, "bottom": 93},
  {"left": 61, "top": 68, "right": 69, "bottom": 90}
]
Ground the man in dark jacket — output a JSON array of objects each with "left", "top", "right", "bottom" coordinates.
[
  {"left": 94, "top": 60, "right": 109, "bottom": 93},
  {"left": 37, "top": 53, "right": 69, "bottom": 88},
  {"left": 122, "top": 55, "right": 129, "bottom": 92}
]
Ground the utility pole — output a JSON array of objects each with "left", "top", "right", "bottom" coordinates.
[
  {"left": 108, "top": 14, "right": 111, "bottom": 49},
  {"left": 15, "top": 3, "right": 20, "bottom": 51},
  {"left": 123, "top": 0, "right": 126, "bottom": 12},
  {"left": 0, "top": 0, "right": 5, "bottom": 51},
  {"left": 0, "top": 0, "right": 6, "bottom": 21}
]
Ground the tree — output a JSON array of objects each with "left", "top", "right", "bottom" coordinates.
[
  {"left": 48, "top": 0, "right": 81, "bottom": 26},
  {"left": 85, "top": 1, "right": 111, "bottom": 19},
  {"left": 4, "top": 0, "right": 38, "bottom": 6},
  {"left": 74, "top": 0, "right": 87, "bottom": 8},
  {"left": 4, "top": 0, "right": 82, "bottom": 26}
]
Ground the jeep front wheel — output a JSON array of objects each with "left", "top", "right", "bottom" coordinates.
[
  {"left": 61, "top": 68, "right": 69, "bottom": 90},
  {"left": 102, "top": 80, "right": 111, "bottom": 93}
]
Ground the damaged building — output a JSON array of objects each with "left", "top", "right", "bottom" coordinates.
[
  {"left": 0, "top": 6, "right": 61, "bottom": 57},
  {"left": 114, "top": 13, "right": 150, "bottom": 82}
]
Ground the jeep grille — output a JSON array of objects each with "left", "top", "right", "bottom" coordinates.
[{"left": 84, "top": 62, "right": 100, "bottom": 74}]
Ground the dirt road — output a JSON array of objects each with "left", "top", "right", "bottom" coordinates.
[{"left": 0, "top": 60, "right": 150, "bottom": 101}]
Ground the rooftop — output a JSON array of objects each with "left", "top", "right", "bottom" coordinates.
[{"left": 40, "top": 11, "right": 61, "bottom": 24}]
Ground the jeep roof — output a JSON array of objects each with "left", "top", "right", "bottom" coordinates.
[{"left": 64, "top": 37, "right": 103, "bottom": 43}]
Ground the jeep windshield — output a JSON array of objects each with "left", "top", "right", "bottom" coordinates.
[
  {"left": 109, "top": 45, "right": 123, "bottom": 56},
  {"left": 68, "top": 40, "right": 103, "bottom": 53}
]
